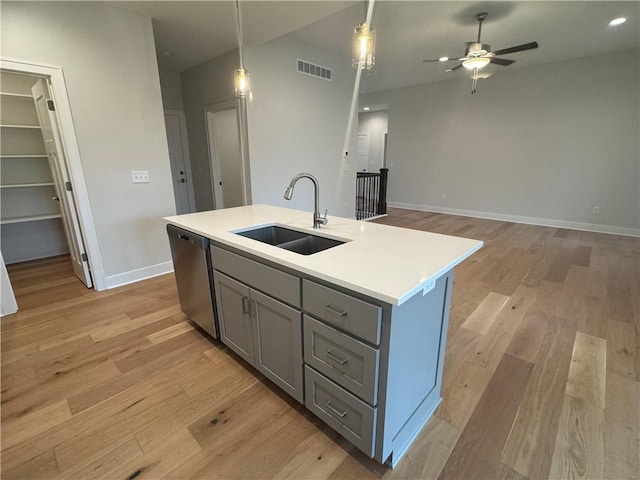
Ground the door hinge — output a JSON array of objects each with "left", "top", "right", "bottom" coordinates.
[
  {"left": 65, "top": 181, "right": 72, "bottom": 191},
  {"left": 47, "top": 100, "right": 55, "bottom": 111},
  {"left": 81, "top": 253, "right": 88, "bottom": 262}
]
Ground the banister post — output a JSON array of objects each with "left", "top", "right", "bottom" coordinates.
[{"left": 378, "top": 168, "right": 388, "bottom": 215}]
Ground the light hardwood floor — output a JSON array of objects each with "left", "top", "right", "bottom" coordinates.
[{"left": 2, "top": 208, "right": 638, "bottom": 479}]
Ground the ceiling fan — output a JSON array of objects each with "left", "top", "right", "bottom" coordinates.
[{"left": 423, "top": 12, "right": 539, "bottom": 93}]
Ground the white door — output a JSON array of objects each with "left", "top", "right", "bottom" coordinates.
[
  {"left": 32, "top": 79, "right": 92, "bottom": 288},
  {"left": 206, "top": 108, "right": 243, "bottom": 209},
  {"left": 164, "top": 110, "right": 194, "bottom": 214},
  {"left": 357, "top": 133, "right": 370, "bottom": 172}
]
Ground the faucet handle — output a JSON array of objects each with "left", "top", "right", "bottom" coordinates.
[{"left": 321, "top": 209, "right": 328, "bottom": 225}]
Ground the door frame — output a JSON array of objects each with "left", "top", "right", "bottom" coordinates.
[
  {"left": 164, "top": 108, "right": 196, "bottom": 213},
  {"left": 204, "top": 99, "right": 252, "bottom": 209},
  {"left": 1, "top": 58, "right": 105, "bottom": 290}
]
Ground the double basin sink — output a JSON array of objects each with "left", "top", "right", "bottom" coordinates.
[{"left": 235, "top": 225, "right": 346, "bottom": 255}]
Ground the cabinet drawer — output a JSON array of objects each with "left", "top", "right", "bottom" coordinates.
[
  {"left": 305, "top": 366, "right": 376, "bottom": 457},
  {"left": 211, "top": 246, "right": 300, "bottom": 308},
  {"left": 304, "top": 315, "right": 379, "bottom": 405},
  {"left": 302, "top": 280, "right": 381, "bottom": 345}
]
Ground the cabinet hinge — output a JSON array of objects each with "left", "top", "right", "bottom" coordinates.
[
  {"left": 65, "top": 181, "right": 72, "bottom": 192},
  {"left": 47, "top": 100, "right": 55, "bottom": 111},
  {"left": 81, "top": 253, "right": 88, "bottom": 262}
]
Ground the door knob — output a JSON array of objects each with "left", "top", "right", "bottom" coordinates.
[{"left": 51, "top": 196, "right": 60, "bottom": 202}]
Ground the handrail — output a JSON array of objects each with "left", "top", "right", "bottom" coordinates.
[{"left": 355, "top": 168, "right": 388, "bottom": 220}]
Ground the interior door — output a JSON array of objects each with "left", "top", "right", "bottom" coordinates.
[
  {"left": 31, "top": 79, "right": 92, "bottom": 288},
  {"left": 164, "top": 111, "right": 194, "bottom": 214},
  {"left": 206, "top": 108, "right": 243, "bottom": 209},
  {"left": 357, "top": 133, "right": 369, "bottom": 172}
]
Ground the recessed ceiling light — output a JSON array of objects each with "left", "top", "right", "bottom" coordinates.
[
  {"left": 363, "top": 107, "right": 371, "bottom": 111},
  {"left": 161, "top": 51, "right": 174, "bottom": 57},
  {"left": 439, "top": 56, "right": 449, "bottom": 62},
  {"left": 609, "top": 17, "right": 627, "bottom": 26}
]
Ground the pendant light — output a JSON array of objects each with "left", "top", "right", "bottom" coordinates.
[
  {"left": 234, "top": 0, "right": 251, "bottom": 98},
  {"left": 352, "top": 0, "right": 376, "bottom": 70}
]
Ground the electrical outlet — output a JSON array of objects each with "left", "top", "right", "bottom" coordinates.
[
  {"left": 131, "top": 171, "right": 149, "bottom": 183},
  {"left": 592, "top": 206, "right": 600, "bottom": 214},
  {"left": 440, "top": 193, "right": 446, "bottom": 201}
]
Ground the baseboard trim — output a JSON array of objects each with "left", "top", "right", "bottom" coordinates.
[
  {"left": 388, "top": 202, "right": 640, "bottom": 237},
  {"left": 361, "top": 214, "right": 388, "bottom": 222},
  {"left": 105, "top": 261, "right": 174, "bottom": 289}
]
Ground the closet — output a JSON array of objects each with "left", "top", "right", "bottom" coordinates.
[{"left": 0, "top": 71, "right": 69, "bottom": 264}]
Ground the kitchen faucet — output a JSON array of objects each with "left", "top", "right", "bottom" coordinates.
[{"left": 283, "top": 173, "right": 327, "bottom": 229}]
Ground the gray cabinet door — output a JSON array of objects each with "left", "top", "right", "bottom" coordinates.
[
  {"left": 251, "top": 289, "right": 303, "bottom": 403},
  {"left": 214, "top": 271, "right": 254, "bottom": 365}
]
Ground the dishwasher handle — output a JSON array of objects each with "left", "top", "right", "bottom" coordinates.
[{"left": 167, "top": 224, "right": 209, "bottom": 248}]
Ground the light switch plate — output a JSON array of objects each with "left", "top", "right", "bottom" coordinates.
[{"left": 131, "top": 171, "right": 149, "bottom": 183}]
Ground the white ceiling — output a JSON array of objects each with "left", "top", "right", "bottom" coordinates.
[
  {"left": 112, "top": 1, "right": 356, "bottom": 72},
  {"left": 290, "top": 1, "right": 640, "bottom": 93},
  {"left": 113, "top": 1, "right": 638, "bottom": 93}
]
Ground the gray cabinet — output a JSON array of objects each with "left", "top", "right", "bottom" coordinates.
[
  {"left": 215, "top": 272, "right": 253, "bottom": 363},
  {"left": 304, "top": 315, "right": 379, "bottom": 405},
  {"left": 252, "top": 289, "right": 303, "bottom": 402},
  {"left": 302, "top": 275, "right": 453, "bottom": 467},
  {"left": 211, "top": 242, "right": 454, "bottom": 467},
  {"left": 212, "top": 249, "right": 304, "bottom": 403}
]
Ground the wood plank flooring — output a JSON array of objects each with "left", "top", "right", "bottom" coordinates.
[{"left": 2, "top": 208, "right": 639, "bottom": 479}]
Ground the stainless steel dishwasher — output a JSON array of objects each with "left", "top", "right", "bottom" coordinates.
[{"left": 167, "top": 224, "right": 218, "bottom": 338}]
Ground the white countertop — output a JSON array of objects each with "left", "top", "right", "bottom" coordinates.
[{"left": 164, "top": 205, "right": 483, "bottom": 306}]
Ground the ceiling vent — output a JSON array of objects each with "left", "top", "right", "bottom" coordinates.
[{"left": 297, "top": 59, "right": 332, "bottom": 81}]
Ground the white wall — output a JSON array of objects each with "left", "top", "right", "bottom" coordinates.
[
  {"left": 358, "top": 110, "right": 388, "bottom": 172},
  {"left": 181, "top": 49, "right": 239, "bottom": 211},
  {"left": 361, "top": 49, "right": 640, "bottom": 234},
  {"left": 180, "top": 36, "right": 358, "bottom": 218},
  {"left": 158, "top": 69, "right": 184, "bottom": 110},
  {"left": 245, "top": 35, "right": 357, "bottom": 218},
  {"left": 1, "top": 2, "right": 177, "bottom": 284}
]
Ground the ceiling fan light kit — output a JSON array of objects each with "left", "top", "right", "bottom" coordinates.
[
  {"left": 422, "top": 11, "right": 539, "bottom": 94},
  {"left": 462, "top": 57, "right": 490, "bottom": 70}
]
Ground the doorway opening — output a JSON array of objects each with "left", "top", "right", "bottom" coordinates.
[
  {"left": 0, "top": 61, "right": 101, "bottom": 298},
  {"left": 355, "top": 104, "right": 389, "bottom": 219},
  {"left": 204, "top": 101, "right": 251, "bottom": 210}
]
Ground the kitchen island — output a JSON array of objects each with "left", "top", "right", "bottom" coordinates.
[{"left": 165, "top": 205, "right": 482, "bottom": 467}]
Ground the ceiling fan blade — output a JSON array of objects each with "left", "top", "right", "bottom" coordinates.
[
  {"left": 422, "top": 57, "right": 459, "bottom": 63},
  {"left": 490, "top": 57, "right": 515, "bottom": 66},
  {"left": 493, "top": 41, "right": 539, "bottom": 56}
]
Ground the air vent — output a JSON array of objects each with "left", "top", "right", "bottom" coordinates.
[{"left": 297, "top": 59, "right": 332, "bottom": 81}]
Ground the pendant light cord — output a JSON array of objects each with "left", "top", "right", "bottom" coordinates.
[
  {"left": 235, "top": 0, "right": 245, "bottom": 69},
  {"left": 342, "top": 0, "right": 375, "bottom": 157}
]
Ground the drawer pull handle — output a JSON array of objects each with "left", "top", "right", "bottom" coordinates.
[
  {"left": 324, "top": 305, "right": 347, "bottom": 318},
  {"left": 241, "top": 296, "right": 250, "bottom": 315},
  {"left": 325, "top": 401, "right": 347, "bottom": 418},
  {"left": 325, "top": 349, "right": 348, "bottom": 365}
]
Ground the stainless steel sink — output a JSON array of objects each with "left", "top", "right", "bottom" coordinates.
[{"left": 234, "top": 225, "right": 346, "bottom": 255}]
